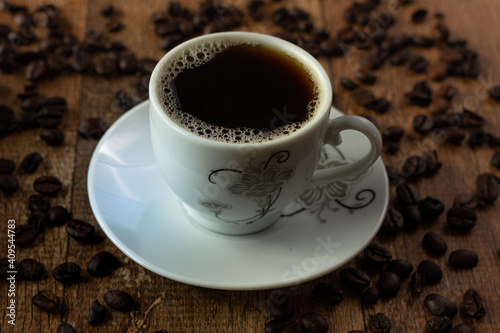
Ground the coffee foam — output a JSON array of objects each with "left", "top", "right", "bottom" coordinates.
[{"left": 157, "top": 40, "right": 321, "bottom": 144}]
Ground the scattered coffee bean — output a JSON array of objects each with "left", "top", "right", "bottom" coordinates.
[
  {"left": 424, "top": 294, "right": 458, "bottom": 318},
  {"left": 411, "top": 35, "right": 434, "bottom": 48},
  {"left": 364, "top": 243, "right": 392, "bottom": 265},
  {"left": 410, "top": 271, "right": 424, "bottom": 294},
  {"left": 32, "top": 290, "right": 59, "bottom": 312},
  {"left": 368, "top": 313, "right": 391, "bottom": 333},
  {"left": 377, "top": 271, "right": 401, "bottom": 296},
  {"left": 0, "top": 105, "right": 15, "bottom": 124},
  {"left": 417, "top": 260, "right": 442, "bottom": 284},
  {"left": 412, "top": 9, "right": 427, "bottom": 23},
  {"left": 443, "top": 128, "right": 465, "bottom": 145},
  {"left": 299, "top": 312, "right": 329, "bottom": 333},
  {"left": 0, "top": 173, "right": 19, "bottom": 194},
  {"left": 418, "top": 197, "right": 444, "bottom": 220},
  {"left": 66, "top": 219, "right": 96, "bottom": 243},
  {"left": 386, "top": 166, "right": 402, "bottom": 186},
  {"left": 87, "top": 251, "right": 120, "bottom": 277},
  {"left": 265, "top": 318, "right": 286, "bottom": 333},
  {"left": 487, "top": 132, "right": 500, "bottom": 146},
  {"left": 449, "top": 249, "right": 478, "bottom": 269},
  {"left": 339, "top": 267, "right": 371, "bottom": 290},
  {"left": 269, "top": 293, "right": 294, "bottom": 319},
  {"left": 27, "top": 210, "right": 47, "bottom": 233},
  {"left": 47, "top": 206, "right": 69, "bottom": 226},
  {"left": 463, "top": 289, "right": 485, "bottom": 318},
  {"left": 401, "top": 155, "right": 427, "bottom": 179},
  {"left": 453, "top": 194, "right": 477, "bottom": 209},
  {"left": 281, "top": 321, "right": 302, "bottom": 333},
  {"left": 354, "top": 69, "right": 376, "bottom": 85},
  {"left": 413, "top": 114, "right": 434, "bottom": 134},
  {"left": 88, "top": 299, "right": 107, "bottom": 325},
  {"left": 408, "top": 55, "right": 429, "bottom": 73},
  {"left": 311, "top": 283, "right": 343, "bottom": 305},
  {"left": 14, "top": 224, "right": 38, "bottom": 246},
  {"left": 78, "top": 117, "right": 109, "bottom": 139},
  {"left": 351, "top": 88, "right": 377, "bottom": 107},
  {"left": 468, "top": 128, "right": 487, "bottom": 147},
  {"left": 386, "top": 259, "right": 413, "bottom": 278},
  {"left": 382, "top": 126, "right": 404, "bottom": 142},
  {"left": 492, "top": 151, "right": 500, "bottom": 169},
  {"left": 390, "top": 48, "right": 409, "bottom": 66},
  {"left": 450, "top": 324, "right": 474, "bottom": 333},
  {"left": 0, "top": 158, "right": 15, "bottom": 173},
  {"left": 476, "top": 173, "right": 499, "bottom": 203},
  {"left": 362, "top": 286, "right": 380, "bottom": 305},
  {"left": 396, "top": 183, "right": 420, "bottom": 205},
  {"left": 488, "top": 85, "right": 500, "bottom": 100},
  {"left": 28, "top": 194, "right": 50, "bottom": 212},
  {"left": 19, "top": 258, "right": 44, "bottom": 281},
  {"left": 52, "top": 262, "right": 81, "bottom": 284},
  {"left": 401, "top": 204, "right": 423, "bottom": 228},
  {"left": 33, "top": 176, "right": 62, "bottom": 196},
  {"left": 382, "top": 208, "right": 404, "bottom": 232},
  {"left": 340, "top": 77, "right": 359, "bottom": 90},
  {"left": 423, "top": 232, "right": 447, "bottom": 255},
  {"left": 425, "top": 316, "right": 452, "bottom": 333},
  {"left": 447, "top": 207, "right": 477, "bottom": 230},
  {"left": 41, "top": 128, "right": 64, "bottom": 146},
  {"left": 436, "top": 84, "right": 457, "bottom": 100},
  {"left": 370, "top": 98, "right": 390, "bottom": 113},
  {"left": 57, "top": 323, "right": 77, "bottom": 333},
  {"left": 385, "top": 141, "right": 399, "bottom": 155},
  {"left": 21, "top": 152, "right": 43, "bottom": 173},
  {"left": 104, "top": 289, "right": 134, "bottom": 312}
]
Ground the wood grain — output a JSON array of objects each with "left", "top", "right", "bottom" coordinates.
[{"left": 1, "top": 0, "right": 500, "bottom": 332}]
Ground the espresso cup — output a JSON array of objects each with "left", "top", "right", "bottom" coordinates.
[{"left": 149, "top": 32, "right": 382, "bottom": 235}]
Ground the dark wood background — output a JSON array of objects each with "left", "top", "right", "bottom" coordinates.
[{"left": 1, "top": 0, "right": 499, "bottom": 332}]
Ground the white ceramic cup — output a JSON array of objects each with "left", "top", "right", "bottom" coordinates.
[{"left": 149, "top": 32, "right": 382, "bottom": 235}]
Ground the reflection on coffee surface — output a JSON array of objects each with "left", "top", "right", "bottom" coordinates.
[{"left": 158, "top": 41, "right": 320, "bottom": 143}]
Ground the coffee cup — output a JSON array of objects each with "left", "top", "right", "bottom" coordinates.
[{"left": 149, "top": 32, "right": 382, "bottom": 235}]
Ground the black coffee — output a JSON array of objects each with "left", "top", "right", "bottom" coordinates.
[{"left": 158, "top": 41, "right": 319, "bottom": 143}]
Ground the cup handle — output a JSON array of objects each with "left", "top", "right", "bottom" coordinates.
[{"left": 307, "top": 115, "right": 383, "bottom": 188}]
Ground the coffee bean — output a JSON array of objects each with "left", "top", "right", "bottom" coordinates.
[
  {"left": 413, "top": 114, "right": 434, "bottom": 134},
  {"left": 423, "top": 232, "right": 447, "bottom": 255},
  {"left": 52, "top": 262, "right": 81, "bottom": 284},
  {"left": 14, "top": 224, "right": 38, "bottom": 246},
  {"left": 468, "top": 128, "right": 487, "bottom": 147},
  {"left": 351, "top": 88, "right": 377, "bottom": 107},
  {"left": 265, "top": 318, "right": 286, "bottom": 333},
  {"left": 339, "top": 267, "right": 371, "bottom": 290},
  {"left": 25, "top": 59, "right": 46, "bottom": 81},
  {"left": 386, "top": 259, "right": 413, "bottom": 278},
  {"left": 354, "top": 69, "right": 376, "bottom": 85},
  {"left": 404, "top": 91, "right": 431, "bottom": 106},
  {"left": 28, "top": 211, "right": 48, "bottom": 233},
  {"left": 424, "top": 150, "right": 442, "bottom": 175},
  {"left": 463, "top": 289, "right": 485, "bottom": 318},
  {"left": 0, "top": 158, "right": 15, "bottom": 173},
  {"left": 488, "top": 85, "right": 500, "bottom": 100},
  {"left": 87, "top": 251, "right": 120, "bottom": 277},
  {"left": 66, "top": 219, "right": 96, "bottom": 243},
  {"left": 340, "top": 77, "right": 359, "bottom": 90},
  {"left": 418, "top": 260, "right": 442, "bottom": 284},
  {"left": 34, "top": 176, "right": 62, "bottom": 197},
  {"left": 364, "top": 243, "right": 392, "bottom": 265},
  {"left": 449, "top": 249, "right": 478, "bottom": 269},
  {"left": 310, "top": 283, "right": 343, "bottom": 305},
  {"left": 104, "top": 290, "right": 134, "bottom": 312},
  {"left": 88, "top": 299, "right": 107, "bottom": 325},
  {"left": 487, "top": 132, "right": 500, "bottom": 146},
  {"left": 0, "top": 174, "right": 19, "bottom": 194},
  {"left": 410, "top": 271, "right": 424, "bottom": 294},
  {"left": 40, "top": 128, "right": 65, "bottom": 146},
  {"left": 19, "top": 258, "right": 44, "bottom": 281},
  {"left": 0, "top": 105, "right": 15, "bottom": 123},
  {"left": 319, "top": 38, "right": 343, "bottom": 57},
  {"left": 47, "top": 206, "right": 68, "bottom": 226},
  {"left": 408, "top": 55, "right": 429, "bottom": 73},
  {"left": 385, "top": 141, "right": 399, "bottom": 155},
  {"left": 370, "top": 98, "right": 390, "bottom": 113},
  {"left": 447, "top": 207, "right": 477, "bottom": 230},
  {"left": 462, "top": 109, "right": 484, "bottom": 127},
  {"left": 377, "top": 271, "right": 401, "bottom": 296},
  {"left": 32, "top": 290, "right": 59, "bottom": 312},
  {"left": 436, "top": 84, "right": 457, "bottom": 100},
  {"left": 418, "top": 197, "right": 445, "bottom": 220},
  {"left": 299, "top": 312, "right": 328, "bottom": 333},
  {"left": 78, "top": 118, "right": 109, "bottom": 139},
  {"left": 269, "top": 293, "right": 294, "bottom": 319},
  {"left": 390, "top": 48, "right": 409, "bottom": 66},
  {"left": 411, "top": 35, "right": 434, "bottom": 48},
  {"left": 401, "top": 204, "right": 422, "bottom": 228},
  {"left": 476, "top": 173, "right": 499, "bottom": 203},
  {"left": 281, "top": 321, "right": 302, "bottom": 333},
  {"left": 401, "top": 155, "right": 427, "bottom": 179},
  {"left": 57, "top": 323, "right": 77, "bottom": 333},
  {"left": 443, "top": 128, "right": 465, "bottom": 144},
  {"left": 28, "top": 194, "right": 50, "bottom": 212},
  {"left": 425, "top": 316, "right": 452, "bottom": 333},
  {"left": 412, "top": 8, "right": 427, "bottom": 23},
  {"left": 450, "top": 324, "right": 474, "bottom": 333},
  {"left": 382, "top": 126, "right": 404, "bottom": 142},
  {"left": 70, "top": 44, "right": 92, "bottom": 72},
  {"left": 362, "top": 286, "right": 380, "bottom": 305},
  {"left": 382, "top": 208, "right": 404, "bottom": 232},
  {"left": 396, "top": 183, "right": 420, "bottom": 205},
  {"left": 368, "top": 313, "right": 391, "bottom": 333},
  {"left": 492, "top": 151, "right": 500, "bottom": 169},
  {"left": 424, "top": 294, "right": 458, "bottom": 318},
  {"left": 453, "top": 194, "right": 477, "bottom": 209},
  {"left": 115, "top": 89, "right": 134, "bottom": 111},
  {"left": 21, "top": 152, "right": 43, "bottom": 173}
]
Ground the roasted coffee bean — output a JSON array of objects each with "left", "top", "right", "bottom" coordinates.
[
  {"left": 449, "top": 249, "right": 478, "bottom": 269},
  {"left": 424, "top": 150, "right": 442, "bottom": 175},
  {"left": 418, "top": 260, "right": 442, "bottom": 284},
  {"left": 488, "top": 85, "right": 500, "bottom": 100},
  {"left": 105, "top": 19, "right": 123, "bottom": 33},
  {"left": 160, "top": 33, "right": 184, "bottom": 50},
  {"left": 377, "top": 271, "right": 401, "bottom": 296},
  {"left": 401, "top": 204, "right": 422, "bottom": 228},
  {"left": 386, "top": 259, "right": 413, "bottom": 278},
  {"left": 138, "top": 58, "right": 157, "bottom": 74},
  {"left": 311, "top": 283, "right": 343, "bottom": 305},
  {"left": 70, "top": 44, "right": 92, "bottom": 72},
  {"left": 41, "top": 128, "right": 65, "bottom": 146},
  {"left": 412, "top": 9, "right": 427, "bottom": 23},
  {"left": 413, "top": 114, "right": 434, "bottom": 134},
  {"left": 423, "top": 232, "right": 447, "bottom": 255},
  {"left": 362, "top": 286, "right": 380, "bottom": 305},
  {"left": 385, "top": 141, "right": 399, "bottom": 155},
  {"left": 390, "top": 48, "right": 409, "bottom": 66},
  {"left": 462, "top": 109, "right": 484, "bottom": 127},
  {"left": 453, "top": 194, "right": 477, "bottom": 209},
  {"left": 88, "top": 299, "right": 107, "bottom": 325},
  {"left": 118, "top": 54, "right": 138, "bottom": 73},
  {"left": 468, "top": 128, "right": 487, "bottom": 147},
  {"left": 36, "top": 107, "right": 63, "bottom": 128},
  {"left": 66, "top": 219, "right": 96, "bottom": 243},
  {"left": 28, "top": 211, "right": 48, "bottom": 233},
  {"left": 354, "top": 69, "right": 376, "bottom": 85},
  {"left": 492, "top": 151, "right": 500, "bottom": 169},
  {"left": 320, "top": 38, "right": 343, "bottom": 57},
  {"left": 339, "top": 267, "right": 371, "bottom": 290},
  {"left": 21, "top": 152, "right": 43, "bottom": 173},
  {"left": 32, "top": 290, "right": 59, "bottom": 312},
  {"left": 432, "top": 22, "right": 450, "bottom": 41},
  {"left": 34, "top": 176, "right": 62, "bottom": 197},
  {"left": 340, "top": 77, "right": 358, "bottom": 90},
  {"left": 370, "top": 98, "right": 390, "bottom": 113},
  {"left": 382, "top": 208, "right": 404, "bottom": 232},
  {"left": 405, "top": 91, "right": 431, "bottom": 106},
  {"left": 425, "top": 316, "right": 452, "bottom": 333},
  {"left": 87, "top": 251, "right": 120, "bottom": 277},
  {"left": 14, "top": 224, "right": 38, "bottom": 246},
  {"left": 463, "top": 289, "right": 485, "bottom": 318},
  {"left": 269, "top": 293, "right": 294, "bottom": 319},
  {"left": 408, "top": 55, "right": 429, "bottom": 73},
  {"left": 104, "top": 290, "right": 134, "bottom": 312},
  {"left": 115, "top": 89, "right": 134, "bottom": 111},
  {"left": 424, "top": 294, "right": 458, "bottom": 318},
  {"left": 450, "top": 324, "right": 474, "bottom": 333},
  {"left": 0, "top": 158, "right": 15, "bottom": 173},
  {"left": 369, "top": 313, "right": 391, "bottom": 333},
  {"left": 52, "top": 262, "right": 81, "bottom": 284},
  {"left": 396, "top": 183, "right": 420, "bottom": 205},
  {"left": 25, "top": 59, "right": 47, "bottom": 81},
  {"left": 386, "top": 166, "right": 402, "bottom": 186},
  {"left": 281, "top": 321, "right": 302, "bottom": 333},
  {"left": 411, "top": 35, "right": 434, "bottom": 47},
  {"left": 95, "top": 57, "right": 117, "bottom": 76},
  {"left": 401, "top": 155, "right": 427, "bottom": 179},
  {"left": 299, "top": 312, "right": 329, "bottom": 333},
  {"left": 47, "top": 206, "right": 69, "bottom": 226},
  {"left": 19, "top": 258, "right": 44, "bottom": 281},
  {"left": 28, "top": 195, "right": 50, "bottom": 213},
  {"left": 418, "top": 197, "right": 444, "bottom": 220},
  {"left": 476, "top": 173, "right": 499, "bottom": 203},
  {"left": 265, "top": 318, "right": 286, "bottom": 333},
  {"left": 351, "top": 88, "right": 377, "bottom": 107},
  {"left": 364, "top": 243, "right": 392, "bottom": 265},
  {"left": 447, "top": 207, "right": 476, "bottom": 230},
  {"left": 78, "top": 118, "right": 109, "bottom": 139},
  {"left": 0, "top": 105, "right": 15, "bottom": 123},
  {"left": 443, "top": 128, "right": 465, "bottom": 144},
  {"left": 436, "top": 84, "right": 457, "bottom": 100},
  {"left": 57, "top": 323, "right": 77, "bottom": 333},
  {"left": 410, "top": 271, "right": 424, "bottom": 294},
  {"left": 382, "top": 126, "right": 404, "bottom": 142},
  {"left": 0, "top": 173, "right": 19, "bottom": 194}
]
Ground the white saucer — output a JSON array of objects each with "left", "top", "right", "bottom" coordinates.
[{"left": 87, "top": 101, "right": 389, "bottom": 290}]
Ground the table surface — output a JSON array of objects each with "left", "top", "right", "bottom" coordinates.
[{"left": 1, "top": 0, "right": 500, "bottom": 332}]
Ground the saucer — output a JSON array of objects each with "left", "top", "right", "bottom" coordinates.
[{"left": 87, "top": 101, "right": 389, "bottom": 290}]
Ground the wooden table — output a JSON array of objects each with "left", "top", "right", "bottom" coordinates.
[{"left": 1, "top": 0, "right": 499, "bottom": 332}]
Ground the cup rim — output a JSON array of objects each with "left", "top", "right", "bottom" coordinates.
[{"left": 149, "top": 31, "right": 333, "bottom": 146}]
